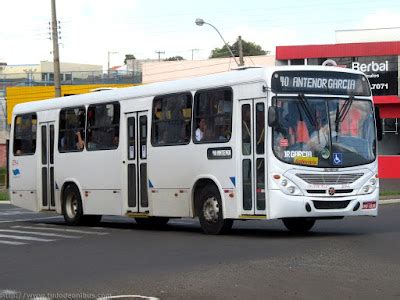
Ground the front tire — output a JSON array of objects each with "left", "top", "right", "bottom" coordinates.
[
  {"left": 62, "top": 184, "right": 84, "bottom": 226},
  {"left": 282, "top": 218, "right": 315, "bottom": 233},
  {"left": 198, "top": 185, "right": 233, "bottom": 235}
]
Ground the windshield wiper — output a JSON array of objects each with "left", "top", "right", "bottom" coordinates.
[
  {"left": 335, "top": 95, "right": 354, "bottom": 136},
  {"left": 336, "top": 95, "right": 354, "bottom": 124},
  {"left": 298, "top": 93, "right": 318, "bottom": 129}
]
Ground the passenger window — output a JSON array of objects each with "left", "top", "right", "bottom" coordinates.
[
  {"left": 58, "top": 107, "right": 86, "bottom": 152},
  {"left": 86, "top": 102, "right": 120, "bottom": 151},
  {"left": 151, "top": 93, "right": 192, "bottom": 146},
  {"left": 193, "top": 88, "right": 233, "bottom": 143},
  {"left": 13, "top": 113, "right": 37, "bottom": 156}
]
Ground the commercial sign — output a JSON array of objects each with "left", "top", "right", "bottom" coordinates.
[{"left": 321, "top": 56, "right": 398, "bottom": 96}]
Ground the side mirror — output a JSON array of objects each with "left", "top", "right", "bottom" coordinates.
[
  {"left": 374, "top": 106, "right": 383, "bottom": 141},
  {"left": 268, "top": 106, "right": 279, "bottom": 127}
]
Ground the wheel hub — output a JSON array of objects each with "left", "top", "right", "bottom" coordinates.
[
  {"left": 203, "top": 196, "right": 219, "bottom": 223},
  {"left": 66, "top": 195, "right": 78, "bottom": 218}
]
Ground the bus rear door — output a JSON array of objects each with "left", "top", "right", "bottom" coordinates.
[
  {"left": 239, "top": 99, "right": 267, "bottom": 217},
  {"left": 124, "top": 111, "right": 149, "bottom": 214},
  {"left": 39, "top": 122, "right": 56, "bottom": 211}
]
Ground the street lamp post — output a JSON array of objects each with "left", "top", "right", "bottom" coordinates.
[
  {"left": 195, "top": 18, "right": 239, "bottom": 66},
  {"left": 107, "top": 51, "right": 118, "bottom": 78}
]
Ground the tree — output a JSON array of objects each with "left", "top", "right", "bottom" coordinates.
[
  {"left": 210, "top": 38, "right": 267, "bottom": 58},
  {"left": 164, "top": 56, "right": 185, "bottom": 61},
  {"left": 124, "top": 54, "right": 136, "bottom": 64}
]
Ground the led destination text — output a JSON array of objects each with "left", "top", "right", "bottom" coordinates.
[
  {"left": 280, "top": 76, "right": 356, "bottom": 91},
  {"left": 271, "top": 71, "right": 370, "bottom": 96}
]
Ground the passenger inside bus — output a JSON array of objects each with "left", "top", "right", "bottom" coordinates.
[
  {"left": 195, "top": 118, "right": 207, "bottom": 141},
  {"left": 75, "top": 131, "right": 85, "bottom": 150}
]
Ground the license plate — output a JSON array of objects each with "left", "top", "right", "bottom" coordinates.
[{"left": 362, "top": 201, "right": 376, "bottom": 209}]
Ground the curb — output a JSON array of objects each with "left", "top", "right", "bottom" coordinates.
[
  {"left": 380, "top": 199, "right": 400, "bottom": 205},
  {"left": 0, "top": 201, "right": 11, "bottom": 204}
]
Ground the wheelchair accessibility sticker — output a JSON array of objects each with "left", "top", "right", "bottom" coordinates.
[{"left": 333, "top": 153, "right": 343, "bottom": 165}]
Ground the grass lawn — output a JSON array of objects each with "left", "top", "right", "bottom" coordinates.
[
  {"left": 0, "top": 190, "right": 9, "bottom": 201},
  {"left": 380, "top": 190, "right": 400, "bottom": 197}
]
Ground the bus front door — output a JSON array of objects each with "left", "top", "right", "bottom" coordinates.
[
  {"left": 239, "top": 99, "right": 267, "bottom": 217},
  {"left": 39, "top": 122, "right": 56, "bottom": 211},
  {"left": 124, "top": 112, "right": 149, "bottom": 214}
]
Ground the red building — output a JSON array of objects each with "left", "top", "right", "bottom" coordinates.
[{"left": 276, "top": 41, "right": 400, "bottom": 178}]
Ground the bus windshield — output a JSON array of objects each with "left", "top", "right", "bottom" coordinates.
[{"left": 272, "top": 96, "right": 376, "bottom": 168}]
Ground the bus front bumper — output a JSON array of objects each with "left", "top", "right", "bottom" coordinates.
[{"left": 268, "top": 188, "right": 379, "bottom": 219}]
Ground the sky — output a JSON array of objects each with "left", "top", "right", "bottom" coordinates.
[{"left": 0, "top": 0, "right": 400, "bottom": 70}]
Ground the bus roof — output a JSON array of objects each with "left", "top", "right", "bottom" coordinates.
[{"left": 12, "top": 65, "right": 366, "bottom": 116}]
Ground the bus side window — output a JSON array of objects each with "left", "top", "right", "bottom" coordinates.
[
  {"left": 58, "top": 107, "right": 86, "bottom": 152},
  {"left": 151, "top": 93, "right": 192, "bottom": 146},
  {"left": 13, "top": 113, "right": 37, "bottom": 156},
  {"left": 86, "top": 102, "right": 120, "bottom": 151},
  {"left": 193, "top": 88, "right": 232, "bottom": 144}
]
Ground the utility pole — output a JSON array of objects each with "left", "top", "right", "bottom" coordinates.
[
  {"left": 191, "top": 48, "right": 200, "bottom": 60},
  {"left": 238, "top": 36, "right": 244, "bottom": 67},
  {"left": 51, "top": 0, "right": 61, "bottom": 97},
  {"left": 107, "top": 51, "right": 118, "bottom": 77},
  {"left": 155, "top": 50, "right": 165, "bottom": 62}
]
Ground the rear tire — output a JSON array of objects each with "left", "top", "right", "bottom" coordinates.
[
  {"left": 198, "top": 185, "right": 233, "bottom": 235},
  {"left": 62, "top": 184, "right": 84, "bottom": 226},
  {"left": 282, "top": 218, "right": 315, "bottom": 233},
  {"left": 135, "top": 217, "right": 169, "bottom": 227}
]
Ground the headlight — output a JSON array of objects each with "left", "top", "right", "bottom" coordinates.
[
  {"left": 273, "top": 174, "right": 303, "bottom": 196},
  {"left": 358, "top": 175, "right": 378, "bottom": 195}
]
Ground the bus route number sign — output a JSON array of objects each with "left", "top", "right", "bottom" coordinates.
[{"left": 271, "top": 71, "right": 371, "bottom": 96}]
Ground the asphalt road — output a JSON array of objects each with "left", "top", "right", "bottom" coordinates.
[{"left": 0, "top": 203, "right": 399, "bottom": 300}]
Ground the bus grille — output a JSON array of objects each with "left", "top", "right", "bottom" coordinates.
[
  {"left": 306, "top": 189, "right": 354, "bottom": 194},
  {"left": 313, "top": 200, "right": 351, "bottom": 209},
  {"left": 296, "top": 173, "right": 364, "bottom": 185}
]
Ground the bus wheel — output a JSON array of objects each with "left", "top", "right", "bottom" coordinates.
[
  {"left": 135, "top": 217, "right": 169, "bottom": 227},
  {"left": 198, "top": 185, "right": 233, "bottom": 235},
  {"left": 62, "top": 184, "right": 84, "bottom": 226},
  {"left": 282, "top": 218, "right": 315, "bottom": 233}
]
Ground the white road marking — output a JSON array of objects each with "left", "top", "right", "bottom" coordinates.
[
  {"left": 0, "top": 240, "right": 26, "bottom": 245},
  {"left": 0, "top": 234, "right": 54, "bottom": 242},
  {"left": 0, "top": 216, "right": 61, "bottom": 223},
  {"left": 0, "top": 229, "right": 81, "bottom": 239},
  {"left": 0, "top": 211, "right": 40, "bottom": 216},
  {"left": 98, "top": 295, "right": 159, "bottom": 300},
  {"left": 12, "top": 225, "right": 108, "bottom": 235}
]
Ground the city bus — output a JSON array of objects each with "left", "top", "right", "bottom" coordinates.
[{"left": 9, "top": 66, "right": 381, "bottom": 234}]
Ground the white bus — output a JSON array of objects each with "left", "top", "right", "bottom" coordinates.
[{"left": 9, "top": 66, "right": 381, "bottom": 234}]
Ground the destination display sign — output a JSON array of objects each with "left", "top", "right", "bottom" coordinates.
[{"left": 271, "top": 71, "right": 371, "bottom": 96}]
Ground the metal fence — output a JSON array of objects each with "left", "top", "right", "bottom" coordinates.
[{"left": 0, "top": 70, "right": 142, "bottom": 90}]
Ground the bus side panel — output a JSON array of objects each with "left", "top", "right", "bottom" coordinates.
[
  {"left": 151, "top": 189, "right": 190, "bottom": 217},
  {"left": 55, "top": 150, "right": 123, "bottom": 216},
  {"left": 9, "top": 154, "right": 39, "bottom": 212},
  {"left": 148, "top": 145, "right": 192, "bottom": 217},
  {"left": 148, "top": 143, "right": 238, "bottom": 218}
]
